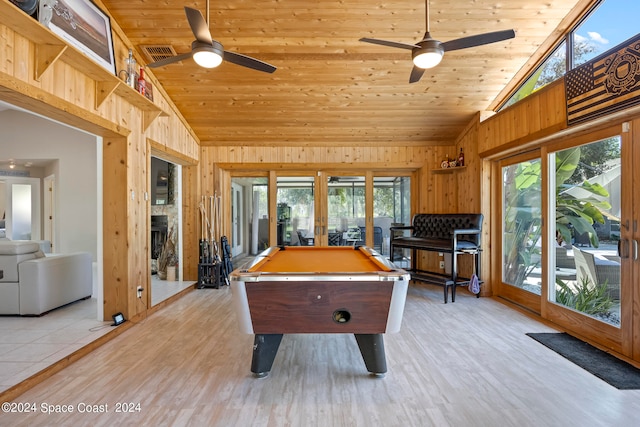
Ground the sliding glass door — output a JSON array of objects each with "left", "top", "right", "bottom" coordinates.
[
  {"left": 549, "top": 136, "right": 622, "bottom": 327},
  {"left": 497, "top": 126, "right": 631, "bottom": 355}
]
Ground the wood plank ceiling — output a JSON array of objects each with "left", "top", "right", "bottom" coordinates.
[{"left": 101, "top": 0, "right": 589, "bottom": 147}]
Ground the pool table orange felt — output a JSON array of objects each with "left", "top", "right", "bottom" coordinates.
[{"left": 247, "top": 246, "right": 391, "bottom": 273}]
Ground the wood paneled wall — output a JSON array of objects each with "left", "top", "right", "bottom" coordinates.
[
  {"left": 479, "top": 80, "right": 567, "bottom": 158},
  {"left": 204, "top": 145, "right": 428, "bottom": 168},
  {"left": 0, "top": 10, "right": 199, "bottom": 320}
]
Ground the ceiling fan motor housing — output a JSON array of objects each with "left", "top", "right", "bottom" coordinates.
[{"left": 192, "top": 40, "right": 224, "bottom": 57}]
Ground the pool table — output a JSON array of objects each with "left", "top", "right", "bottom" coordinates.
[{"left": 229, "top": 245, "right": 410, "bottom": 378}]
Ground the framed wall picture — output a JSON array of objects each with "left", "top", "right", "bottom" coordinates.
[{"left": 41, "top": 0, "right": 116, "bottom": 75}]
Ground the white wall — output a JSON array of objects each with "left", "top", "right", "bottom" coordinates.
[
  {"left": 0, "top": 110, "right": 98, "bottom": 260},
  {"left": 0, "top": 181, "right": 5, "bottom": 220}
]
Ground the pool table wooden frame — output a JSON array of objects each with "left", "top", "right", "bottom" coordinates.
[{"left": 230, "top": 246, "right": 409, "bottom": 378}]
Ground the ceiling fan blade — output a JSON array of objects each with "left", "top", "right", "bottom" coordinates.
[
  {"left": 184, "top": 6, "right": 213, "bottom": 45},
  {"left": 441, "top": 29, "right": 515, "bottom": 52},
  {"left": 147, "top": 52, "right": 194, "bottom": 68},
  {"left": 223, "top": 51, "right": 277, "bottom": 73},
  {"left": 409, "top": 66, "right": 425, "bottom": 84},
  {"left": 359, "top": 38, "right": 418, "bottom": 51}
]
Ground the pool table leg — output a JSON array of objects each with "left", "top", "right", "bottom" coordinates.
[
  {"left": 251, "top": 333, "right": 283, "bottom": 378},
  {"left": 354, "top": 333, "right": 387, "bottom": 377}
]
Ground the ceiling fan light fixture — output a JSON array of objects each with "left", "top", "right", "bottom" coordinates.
[
  {"left": 412, "top": 50, "right": 442, "bottom": 68},
  {"left": 412, "top": 39, "right": 444, "bottom": 69},
  {"left": 193, "top": 49, "right": 223, "bottom": 68},
  {"left": 192, "top": 41, "right": 224, "bottom": 68}
]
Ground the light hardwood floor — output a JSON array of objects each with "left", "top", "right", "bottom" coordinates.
[{"left": 2, "top": 283, "right": 639, "bottom": 427}]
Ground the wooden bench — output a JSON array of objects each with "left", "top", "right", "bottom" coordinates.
[{"left": 390, "top": 213, "right": 483, "bottom": 303}]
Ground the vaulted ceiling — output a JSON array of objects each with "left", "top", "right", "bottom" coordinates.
[{"left": 101, "top": 0, "right": 591, "bottom": 147}]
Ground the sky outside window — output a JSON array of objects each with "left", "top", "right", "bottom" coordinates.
[{"left": 574, "top": 0, "right": 640, "bottom": 66}]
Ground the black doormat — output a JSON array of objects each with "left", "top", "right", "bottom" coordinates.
[{"left": 527, "top": 332, "right": 640, "bottom": 389}]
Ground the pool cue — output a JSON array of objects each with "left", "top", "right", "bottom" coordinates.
[
  {"left": 209, "top": 195, "right": 218, "bottom": 262},
  {"left": 199, "top": 199, "right": 211, "bottom": 263},
  {"left": 212, "top": 194, "right": 221, "bottom": 262},
  {"left": 218, "top": 194, "right": 231, "bottom": 285},
  {"left": 200, "top": 196, "right": 205, "bottom": 263}
]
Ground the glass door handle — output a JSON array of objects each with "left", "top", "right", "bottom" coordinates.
[
  {"left": 634, "top": 239, "right": 639, "bottom": 261},
  {"left": 619, "top": 239, "right": 631, "bottom": 259}
]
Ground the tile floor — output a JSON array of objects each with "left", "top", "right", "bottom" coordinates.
[{"left": 0, "top": 276, "right": 194, "bottom": 393}]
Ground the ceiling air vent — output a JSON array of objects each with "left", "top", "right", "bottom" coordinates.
[{"left": 140, "top": 45, "right": 177, "bottom": 63}]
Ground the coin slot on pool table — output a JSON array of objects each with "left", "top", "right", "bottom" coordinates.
[{"left": 332, "top": 309, "right": 351, "bottom": 324}]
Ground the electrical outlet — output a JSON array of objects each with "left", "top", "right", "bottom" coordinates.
[
  {"left": 137, "top": 286, "right": 143, "bottom": 298},
  {"left": 439, "top": 261, "right": 445, "bottom": 269}
]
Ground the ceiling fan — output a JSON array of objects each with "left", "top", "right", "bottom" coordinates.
[
  {"left": 359, "top": 0, "right": 515, "bottom": 83},
  {"left": 147, "top": 1, "right": 276, "bottom": 73}
]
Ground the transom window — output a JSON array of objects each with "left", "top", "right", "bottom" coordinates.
[{"left": 502, "top": 0, "right": 640, "bottom": 109}]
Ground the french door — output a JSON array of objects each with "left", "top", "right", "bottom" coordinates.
[
  {"left": 325, "top": 174, "right": 366, "bottom": 247},
  {"left": 275, "top": 175, "right": 317, "bottom": 246},
  {"left": 271, "top": 172, "right": 412, "bottom": 252},
  {"left": 229, "top": 171, "right": 412, "bottom": 259}
]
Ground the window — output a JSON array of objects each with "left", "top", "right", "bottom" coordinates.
[
  {"left": 502, "top": 43, "right": 566, "bottom": 109},
  {"left": 502, "top": 0, "right": 640, "bottom": 108}
]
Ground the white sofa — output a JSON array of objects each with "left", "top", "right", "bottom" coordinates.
[{"left": 0, "top": 240, "right": 92, "bottom": 315}]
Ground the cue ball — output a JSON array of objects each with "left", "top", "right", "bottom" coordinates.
[{"left": 317, "top": 295, "right": 322, "bottom": 299}]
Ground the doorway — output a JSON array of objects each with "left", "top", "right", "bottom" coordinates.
[
  {"left": 230, "top": 176, "right": 268, "bottom": 257},
  {"left": 149, "top": 156, "right": 186, "bottom": 306}
]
